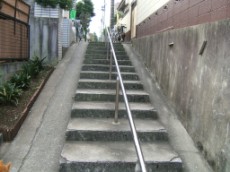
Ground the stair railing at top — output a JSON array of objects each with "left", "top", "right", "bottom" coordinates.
[{"left": 105, "top": 27, "right": 148, "bottom": 172}]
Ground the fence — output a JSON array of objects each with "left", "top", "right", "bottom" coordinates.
[{"left": 0, "top": 0, "right": 30, "bottom": 61}]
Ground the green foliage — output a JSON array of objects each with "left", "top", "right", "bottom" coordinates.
[
  {"left": 22, "top": 56, "right": 46, "bottom": 78},
  {"left": 36, "top": 0, "right": 73, "bottom": 10},
  {"left": 10, "top": 72, "right": 31, "bottom": 90},
  {"left": 59, "top": 0, "right": 73, "bottom": 10},
  {"left": 76, "top": 2, "right": 83, "bottom": 18},
  {"left": 76, "top": 0, "right": 95, "bottom": 18},
  {"left": 75, "top": 0, "right": 95, "bottom": 40},
  {"left": 30, "top": 56, "right": 46, "bottom": 73},
  {"left": 0, "top": 69, "right": 3, "bottom": 85},
  {"left": 0, "top": 55, "right": 46, "bottom": 106},
  {"left": 36, "top": 0, "right": 58, "bottom": 8},
  {"left": 0, "top": 82, "right": 22, "bottom": 105}
]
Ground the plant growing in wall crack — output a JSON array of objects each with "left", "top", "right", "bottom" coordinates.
[{"left": 35, "top": 0, "right": 73, "bottom": 10}]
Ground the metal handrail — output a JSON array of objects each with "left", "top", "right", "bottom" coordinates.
[{"left": 105, "top": 27, "right": 147, "bottom": 172}]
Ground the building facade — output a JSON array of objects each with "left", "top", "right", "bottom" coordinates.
[{"left": 117, "top": 0, "right": 230, "bottom": 40}]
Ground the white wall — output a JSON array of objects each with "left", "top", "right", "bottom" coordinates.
[
  {"left": 136, "top": 0, "right": 169, "bottom": 24},
  {"left": 117, "top": 0, "right": 131, "bottom": 31}
]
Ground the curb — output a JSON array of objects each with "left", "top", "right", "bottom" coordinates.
[{"left": 0, "top": 68, "right": 54, "bottom": 141}]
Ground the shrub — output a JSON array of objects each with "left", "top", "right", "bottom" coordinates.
[
  {"left": 59, "top": 0, "right": 73, "bottom": 10},
  {"left": 35, "top": 0, "right": 58, "bottom": 8},
  {"left": 36, "top": 0, "right": 73, "bottom": 10},
  {"left": 10, "top": 72, "right": 31, "bottom": 90},
  {"left": 0, "top": 82, "right": 22, "bottom": 105},
  {"left": 0, "top": 55, "right": 46, "bottom": 105},
  {"left": 22, "top": 56, "right": 46, "bottom": 78},
  {"left": 30, "top": 56, "right": 46, "bottom": 73}
]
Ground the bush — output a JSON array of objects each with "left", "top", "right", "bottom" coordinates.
[
  {"left": 22, "top": 56, "right": 46, "bottom": 78},
  {"left": 59, "top": 0, "right": 73, "bottom": 10},
  {"left": 0, "top": 82, "right": 22, "bottom": 105},
  {"left": 10, "top": 72, "right": 31, "bottom": 90},
  {"left": 30, "top": 56, "right": 46, "bottom": 73},
  {"left": 35, "top": 0, "right": 58, "bottom": 8},
  {"left": 0, "top": 55, "right": 46, "bottom": 105},
  {"left": 36, "top": 0, "right": 73, "bottom": 10}
]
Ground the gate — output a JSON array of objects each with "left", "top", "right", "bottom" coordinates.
[{"left": 0, "top": 0, "right": 30, "bottom": 61}]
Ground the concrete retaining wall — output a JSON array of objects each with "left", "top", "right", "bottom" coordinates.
[
  {"left": 0, "top": 62, "right": 25, "bottom": 84},
  {"left": 29, "top": 17, "right": 60, "bottom": 64},
  {"left": 132, "top": 19, "right": 230, "bottom": 172},
  {"left": 25, "top": 0, "right": 62, "bottom": 64}
]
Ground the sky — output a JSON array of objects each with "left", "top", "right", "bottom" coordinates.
[{"left": 89, "top": 0, "right": 121, "bottom": 36}]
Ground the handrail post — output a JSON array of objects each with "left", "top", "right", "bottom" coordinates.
[
  {"left": 106, "top": 40, "right": 109, "bottom": 60},
  {"left": 114, "top": 76, "right": 120, "bottom": 124},
  {"left": 109, "top": 49, "right": 113, "bottom": 80}
]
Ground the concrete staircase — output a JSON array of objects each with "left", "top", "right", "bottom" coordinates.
[{"left": 59, "top": 42, "right": 183, "bottom": 172}]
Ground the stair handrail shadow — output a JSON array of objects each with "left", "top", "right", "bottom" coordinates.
[{"left": 105, "top": 27, "right": 147, "bottom": 172}]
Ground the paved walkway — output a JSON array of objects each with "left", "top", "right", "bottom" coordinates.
[{"left": 0, "top": 42, "right": 87, "bottom": 172}]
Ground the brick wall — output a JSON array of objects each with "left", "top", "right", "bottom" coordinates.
[{"left": 136, "top": 0, "right": 230, "bottom": 38}]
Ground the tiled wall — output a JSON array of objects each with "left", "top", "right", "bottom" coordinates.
[{"left": 136, "top": 0, "right": 230, "bottom": 38}]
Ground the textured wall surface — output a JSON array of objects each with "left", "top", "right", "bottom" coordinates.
[
  {"left": 30, "top": 17, "right": 59, "bottom": 63},
  {"left": 136, "top": 0, "right": 230, "bottom": 38},
  {"left": 132, "top": 19, "right": 230, "bottom": 172},
  {"left": 25, "top": 0, "right": 61, "bottom": 64},
  {"left": 0, "top": 62, "right": 25, "bottom": 84}
]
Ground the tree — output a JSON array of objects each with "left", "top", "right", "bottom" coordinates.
[
  {"left": 75, "top": 0, "right": 95, "bottom": 40},
  {"left": 35, "top": 0, "right": 73, "bottom": 10}
]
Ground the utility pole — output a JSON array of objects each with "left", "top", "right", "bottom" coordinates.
[{"left": 110, "top": 0, "right": 114, "bottom": 29}]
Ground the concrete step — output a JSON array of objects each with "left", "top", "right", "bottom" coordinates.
[
  {"left": 84, "top": 59, "right": 133, "bottom": 66},
  {"left": 87, "top": 42, "right": 123, "bottom": 48},
  {"left": 86, "top": 48, "right": 126, "bottom": 52},
  {"left": 81, "top": 64, "right": 136, "bottom": 72},
  {"left": 71, "top": 101, "right": 158, "bottom": 119},
  {"left": 60, "top": 141, "right": 182, "bottom": 172},
  {"left": 80, "top": 71, "right": 139, "bottom": 80},
  {"left": 66, "top": 118, "right": 168, "bottom": 141},
  {"left": 78, "top": 79, "right": 144, "bottom": 90},
  {"left": 86, "top": 51, "right": 127, "bottom": 56},
  {"left": 85, "top": 54, "right": 129, "bottom": 60},
  {"left": 59, "top": 42, "right": 183, "bottom": 172},
  {"left": 86, "top": 49, "right": 125, "bottom": 53},
  {"left": 75, "top": 89, "right": 150, "bottom": 102},
  {"left": 87, "top": 45, "right": 124, "bottom": 51},
  {"left": 88, "top": 42, "right": 122, "bottom": 46}
]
